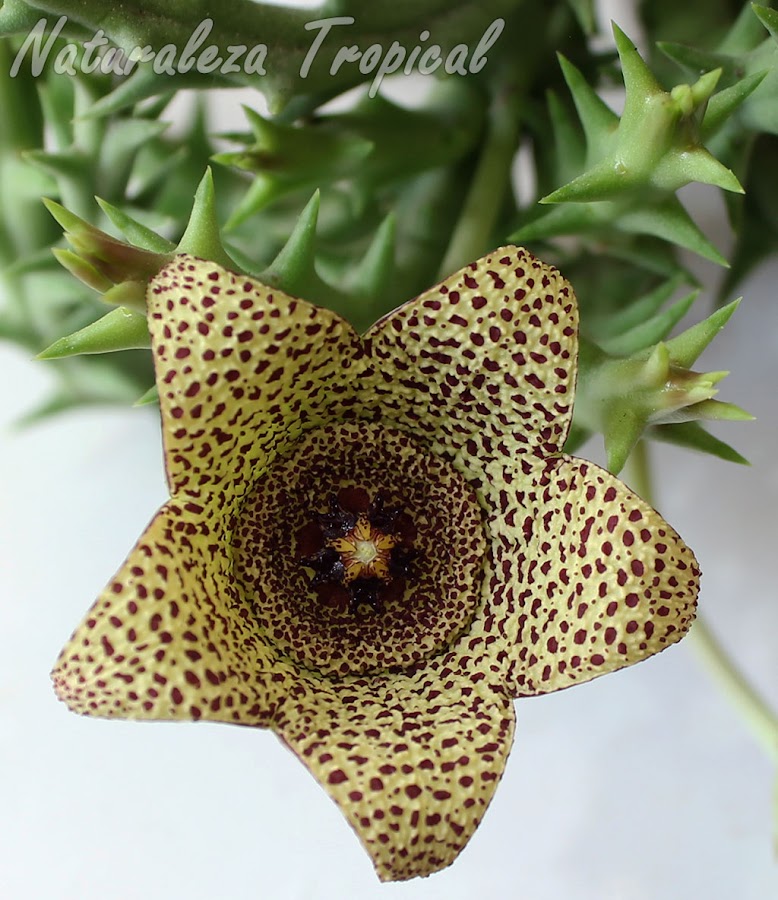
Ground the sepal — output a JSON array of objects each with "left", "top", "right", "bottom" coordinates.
[
  {"left": 254, "top": 191, "right": 349, "bottom": 315},
  {"left": 258, "top": 191, "right": 321, "bottom": 296},
  {"left": 134, "top": 384, "right": 159, "bottom": 407},
  {"left": 603, "top": 401, "right": 645, "bottom": 474},
  {"left": 38, "top": 307, "right": 150, "bottom": 359},
  {"left": 45, "top": 197, "right": 173, "bottom": 288}
]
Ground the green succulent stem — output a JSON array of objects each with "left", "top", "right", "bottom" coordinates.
[
  {"left": 626, "top": 442, "right": 778, "bottom": 765},
  {"left": 437, "top": 82, "right": 521, "bottom": 280},
  {"left": 623, "top": 437, "right": 652, "bottom": 500},
  {"left": 0, "top": 40, "right": 42, "bottom": 151},
  {"left": 690, "top": 617, "right": 778, "bottom": 765}
]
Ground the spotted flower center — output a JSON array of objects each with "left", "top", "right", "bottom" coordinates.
[{"left": 231, "top": 422, "right": 487, "bottom": 677}]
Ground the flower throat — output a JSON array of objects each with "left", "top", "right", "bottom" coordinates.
[{"left": 300, "top": 492, "right": 416, "bottom": 614}]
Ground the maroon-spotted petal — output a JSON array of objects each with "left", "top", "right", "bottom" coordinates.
[
  {"left": 51, "top": 502, "right": 289, "bottom": 723},
  {"left": 276, "top": 673, "right": 515, "bottom": 881},
  {"left": 482, "top": 456, "right": 700, "bottom": 695},
  {"left": 361, "top": 246, "right": 577, "bottom": 473},
  {"left": 147, "top": 255, "right": 363, "bottom": 501}
]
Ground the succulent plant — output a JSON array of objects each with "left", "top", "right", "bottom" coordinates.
[{"left": 0, "top": 0, "right": 775, "bottom": 886}]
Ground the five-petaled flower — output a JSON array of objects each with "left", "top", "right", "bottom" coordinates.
[{"left": 52, "top": 246, "right": 699, "bottom": 881}]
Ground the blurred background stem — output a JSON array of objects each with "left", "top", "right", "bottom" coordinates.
[{"left": 438, "top": 81, "right": 521, "bottom": 279}]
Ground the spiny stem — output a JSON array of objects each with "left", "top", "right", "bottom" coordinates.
[
  {"left": 626, "top": 441, "right": 778, "bottom": 763},
  {"left": 437, "top": 83, "right": 521, "bottom": 280}
]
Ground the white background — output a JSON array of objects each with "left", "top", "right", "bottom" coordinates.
[{"left": 1, "top": 4, "right": 777, "bottom": 898}]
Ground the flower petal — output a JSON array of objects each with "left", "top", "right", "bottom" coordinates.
[
  {"left": 362, "top": 246, "right": 577, "bottom": 474},
  {"left": 147, "top": 255, "right": 363, "bottom": 502},
  {"left": 277, "top": 675, "right": 515, "bottom": 881},
  {"left": 484, "top": 457, "right": 699, "bottom": 695},
  {"left": 51, "top": 502, "right": 289, "bottom": 723}
]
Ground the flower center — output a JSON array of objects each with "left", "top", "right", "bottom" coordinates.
[
  {"left": 299, "top": 492, "right": 416, "bottom": 613},
  {"left": 333, "top": 520, "right": 393, "bottom": 579},
  {"left": 231, "top": 421, "right": 487, "bottom": 677},
  {"left": 351, "top": 536, "right": 380, "bottom": 566}
]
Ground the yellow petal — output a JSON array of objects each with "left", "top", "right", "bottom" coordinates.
[
  {"left": 278, "top": 674, "right": 515, "bottom": 881},
  {"left": 51, "top": 502, "right": 290, "bottom": 722},
  {"left": 362, "top": 246, "right": 578, "bottom": 477},
  {"left": 484, "top": 457, "right": 699, "bottom": 694},
  {"left": 147, "top": 255, "right": 363, "bottom": 505}
]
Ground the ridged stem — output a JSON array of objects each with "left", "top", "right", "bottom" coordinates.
[{"left": 437, "top": 83, "right": 521, "bottom": 280}]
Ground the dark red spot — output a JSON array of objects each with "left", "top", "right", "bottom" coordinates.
[{"left": 328, "top": 769, "right": 347, "bottom": 785}]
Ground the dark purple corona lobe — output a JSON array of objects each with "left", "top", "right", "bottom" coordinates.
[{"left": 300, "top": 492, "right": 418, "bottom": 614}]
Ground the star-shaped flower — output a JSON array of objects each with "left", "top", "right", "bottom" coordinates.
[{"left": 52, "top": 246, "right": 699, "bottom": 881}]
